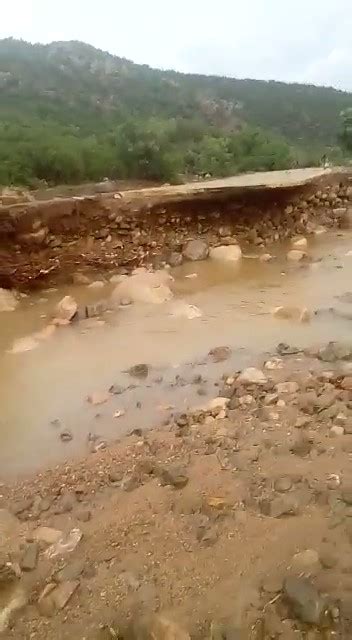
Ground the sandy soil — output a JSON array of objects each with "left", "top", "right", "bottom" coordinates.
[{"left": 1, "top": 343, "right": 352, "bottom": 638}]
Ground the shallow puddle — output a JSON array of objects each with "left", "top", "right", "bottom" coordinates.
[{"left": 1, "top": 229, "right": 352, "bottom": 477}]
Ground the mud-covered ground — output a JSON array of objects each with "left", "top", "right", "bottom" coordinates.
[{"left": 2, "top": 342, "right": 352, "bottom": 638}]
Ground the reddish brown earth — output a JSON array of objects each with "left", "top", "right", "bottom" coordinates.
[
  {"left": 2, "top": 344, "right": 352, "bottom": 638},
  {"left": 0, "top": 169, "right": 351, "bottom": 290}
]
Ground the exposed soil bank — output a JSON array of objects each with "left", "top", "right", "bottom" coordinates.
[
  {"left": 2, "top": 344, "right": 352, "bottom": 638},
  {"left": 1, "top": 168, "right": 351, "bottom": 289}
]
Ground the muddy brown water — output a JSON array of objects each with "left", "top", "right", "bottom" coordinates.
[{"left": 1, "top": 229, "right": 352, "bottom": 478}]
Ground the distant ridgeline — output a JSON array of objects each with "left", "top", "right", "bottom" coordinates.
[{"left": 0, "top": 38, "right": 351, "bottom": 186}]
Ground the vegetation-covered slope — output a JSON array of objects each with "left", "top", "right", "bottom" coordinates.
[{"left": 0, "top": 38, "right": 351, "bottom": 186}]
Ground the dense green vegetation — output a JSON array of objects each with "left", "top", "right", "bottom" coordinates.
[{"left": 0, "top": 38, "right": 351, "bottom": 186}]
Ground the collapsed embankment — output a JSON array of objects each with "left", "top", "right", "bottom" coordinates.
[{"left": 0, "top": 168, "right": 351, "bottom": 289}]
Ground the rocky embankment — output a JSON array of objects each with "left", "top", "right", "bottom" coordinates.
[
  {"left": 0, "top": 171, "right": 351, "bottom": 289},
  {"left": 2, "top": 341, "right": 352, "bottom": 637}
]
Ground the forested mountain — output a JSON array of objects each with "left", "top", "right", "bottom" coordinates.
[{"left": 0, "top": 38, "right": 351, "bottom": 186}]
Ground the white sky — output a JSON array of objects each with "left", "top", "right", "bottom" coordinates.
[{"left": 1, "top": 0, "right": 352, "bottom": 90}]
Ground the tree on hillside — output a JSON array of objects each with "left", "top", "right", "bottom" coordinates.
[{"left": 340, "top": 108, "right": 352, "bottom": 152}]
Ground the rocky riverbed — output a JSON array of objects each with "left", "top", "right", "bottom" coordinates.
[{"left": 2, "top": 342, "right": 352, "bottom": 637}]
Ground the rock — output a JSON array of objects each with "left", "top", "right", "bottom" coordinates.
[
  {"left": 20, "top": 543, "right": 39, "bottom": 571},
  {"left": 330, "top": 425, "right": 345, "bottom": 436},
  {"left": 276, "top": 381, "right": 299, "bottom": 394},
  {"left": 292, "top": 237, "right": 308, "bottom": 249},
  {"left": 209, "top": 245, "right": 242, "bottom": 262},
  {"left": 274, "top": 476, "right": 293, "bottom": 493},
  {"left": 111, "top": 270, "right": 173, "bottom": 305},
  {"left": 205, "top": 397, "right": 230, "bottom": 411},
  {"left": 0, "top": 288, "right": 19, "bottom": 312},
  {"left": 72, "top": 273, "right": 91, "bottom": 285},
  {"left": 272, "top": 306, "right": 310, "bottom": 322},
  {"left": 131, "top": 614, "right": 190, "bottom": 640},
  {"left": 60, "top": 429, "right": 73, "bottom": 442},
  {"left": 38, "top": 580, "right": 79, "bottom": 616},
  {"left": 290, "top": 436, "right": 312, "bottom": 457},
  {"left": 120, "top": 473, "right": 140, "bottom": 492},
  {"left": 158, "top": 465, "right": 189, "bottom": 489},
  {"left": 55, "top": 295, "right": 78, "bottom": 322},
  {"left": 169, "top": 301, "right": 202, "bottom": 319},
  {"left": 262, "top": 495, "right": 300, "bottom": 518},
  {"left": 109, "top": 384, "right": 125, "bottom": 395},
  {"left": 127, "top": 363, "right": 149, "bottom": 379},
  {"left": 88, "top": 280, "right": 105, "bottom": 289},
  {"left": 33, "top": 526, "right": 63, "bottom": 545},
  {"left": 0, "top": 561, "right": 18, "bottom": 587},
  {"left": 76, "top": 509, "right": 91, "bottom": 522},
  {"left": 287, "top": 249, "right": 307, "bottom": 262},
  {"left": 291, "top": 549, "right": 320, "bottom": 575},
  {"left": 9, "top": 336, "right": 39, "bottom": 354},
  {"left": 168, "top": 252, "right": 183, "bottom": 267},
  {"left": 319, "top": 545, "right": 338, "bottom": 569},
  {"left": 84, "top": 301, "right": 110, "bottom": 318},
  {"left": 283, "top": 576, "right": 328, "bottom": 625},
  {"left": 182, "top": 239, "right": 209, "bottom": 261},
  {"left": 87, "top": 391, "right": 110, "bottom": 405},
  {"left": 318, "top": 341, "right": 352, "bottom": 362},
  {"left": 45, "top": 528, "right": 82, "bottom": 559},
  {"left": 277, "top": 342, "right": 300, "bottom": 356},
  {"left": 341, "top": 377, "right": 352, "bottom": 390},
  {"left": 260, "top": 253, "right": 273, "bottom": 262},
  {"left": 238, "top": 367, "right": 267, "bottom": 385},
  {"left": 208, "top": 346, "right": 232, "bottom": 362},
  {"left": 54, "top": 560, "right": 85, "bottom": 583}
]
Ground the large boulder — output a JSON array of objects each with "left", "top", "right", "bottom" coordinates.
[
  {"left": 55, "top": 296, "right": 78, "bottom": 322},
  {"left": 182, "top": 239, "right": 209, "bottom": 261},
  {"left": 209, "top": 245, "right": 242, "bottom": 262},
  {"left": 111, "top": 270, "right": 173, "bottom": 305},
  {"left": 0, "top": 289, "right": 19, "bottom": 312}
]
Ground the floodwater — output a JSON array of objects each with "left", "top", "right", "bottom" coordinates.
[{"left": 1, "top": 229, "right": 352, "bottom": 478}]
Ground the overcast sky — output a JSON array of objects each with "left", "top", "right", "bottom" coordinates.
[{"left": 1, "top": 0, "right": 352, "bottom": 90}]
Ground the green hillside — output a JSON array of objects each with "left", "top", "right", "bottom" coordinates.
[{"left": 0, "top": 38, "right": 351, "bottom": 186}]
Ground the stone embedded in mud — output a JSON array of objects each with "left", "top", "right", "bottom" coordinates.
[
  {"left": 260, "top": 253, "right": 273, "bottom": 262},
  {"left": 0, "top": 561, "right": 18, "bottom": 587},
  {"left": 182, "top": 239, "right": 209, "bottom": 261},
  {"left": 238, "top": 367, "right": 267, "bottom": 385},
  {"left": 291, "top": 549, "right": 320, "bottom": 575},
  {"left": 38, "top": 580, "right": 79, "bottom": 616},
  {"left": 209, "top": 244, "right": 242, "bottom": 262},
  {"left": 20, "top": 542, "right": 39, "bottom": 572},
  {"left": 33, "top": 526, "right": 63, "bottom": 545},
  {"left": 126, "top": 363, "right": 149, "bottom": 379},
  {"left": 277, "top": 342, "right": 300, "bottom": 356},
  {"left": 275, "top": 381, "right": 299, "bottom": 394},
  {"left": 55, "top": 295, "right": 78, "bottom": 322},
  {"left": 72, "top": 272, "right": 91, "bottom": 285},
  {"left": 131, "top": 614, "right": 190, "bottom": 640},
  {"left": 60, "top": 429, "right": 73, "bottom": 442},
  {"left": 0, "top": 288, "right": 19, "bottom": 312},
  {"left": 158, "top": 465, "right": 189, "bottom": 489},
  {"left": 88, "top": 280, "right": 105, "bottom": 289},
  {"left": 287, "top": 249, "right": 307, "bottom": 262},
  {"left": 292, "top": 236, "right": 308, "bottom": 249},
  {"left": 169, "top": 301, "right": 202, "bottom": 319},
  {"left": 283, "top": 576, "right": 329, "bottom": 625},
  {"left": 208, "top": 346, "right": 232, "bottom": 363},
  {"left": 272, "top": 306, "right": 311, "bottom": 322},
  {"left": 87, "top": 391, "right": 110, "bottom": 405},
  {"left": 168, "top": 252, "right": 183, "bottom": 267},
  {"left": 341, "top": 376, "right": 352, "bottom": 390},
  {"left": 111, "top": 269, "right": 173, "bottom": 305},
  {"left": 318, "top": 341, "right": 352, "bottom": 362},
  {"left": 274, "top": 476, "right": 293, "bottom": 493}
]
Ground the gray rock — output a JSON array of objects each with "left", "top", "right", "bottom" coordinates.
[
  {"left": 54, "top": 560, "right": 85, "bottom": 583},
  {"left": 318, "top": 341, "right": 352, "bottom": 362},
  {"left": 158, "top": 465, "right": 189, "bottom": 489},
  {"left": 126, "top": 363, "right": 149, "bottom": 379},
  {"left": 277, "top": 342, "right": 301, "bottom": 356},
  {"left": 208, "top": 346, "right": 232, "bottom": 363},
  {"left": 20, "top": 542, "right": 39, "bottom": 571},
  {"left": 60, "top": 429, "right": 73, "bottom": 442},
  {"left": 109, "top": 384, "right": 125, "bottom": 395},
  {"left": 168, "top": 252, "right": 183, "bottom": 267},
  {"left": 283, "top": 576, "right": 328, "bottom": 625},
  {"left": 274, "top": 476, "right": 293, "bottom": 493},
  {"left": 182, "top": 239, "right": 209, "bottom": 261}
]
